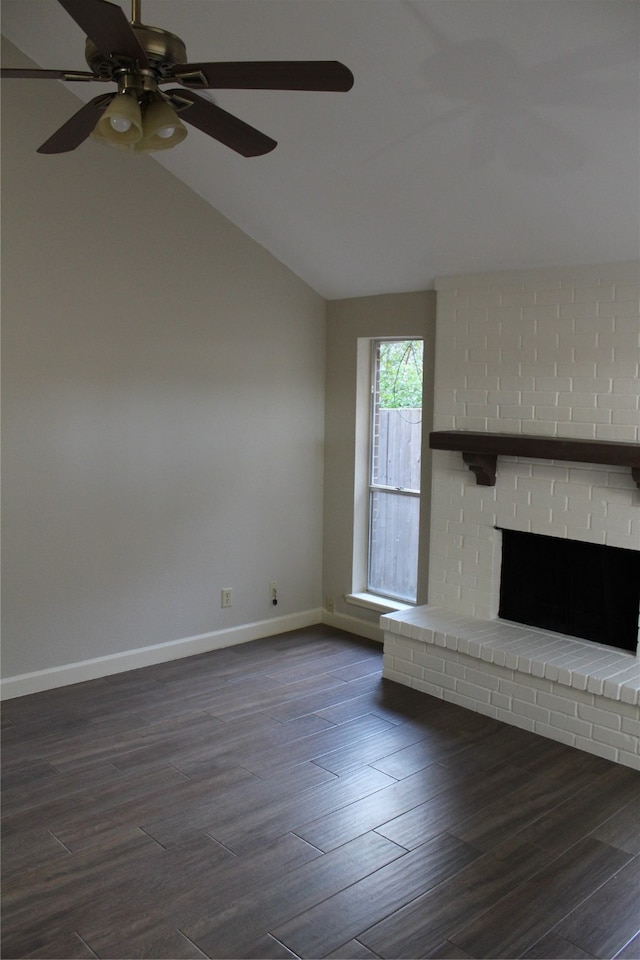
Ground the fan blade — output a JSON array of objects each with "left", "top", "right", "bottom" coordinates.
[
  {"left": 1, "top": 67, "right": 98, "bottom": 81},
  {"left": 165, "top": 90, "right": 277, "bottom": 157},
  {"left": 37, "top": 93, "right": 114, "bottom": 153},
  {"left": 171, "top": 61, "right": 354, "bottom": 92},
  {"left": 56, "top": 0, "right": 149, "bottom": 65}
]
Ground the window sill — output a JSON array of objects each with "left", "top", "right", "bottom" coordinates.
[{"left": 346, "top": 592, "right": 413, "bottom": 615}]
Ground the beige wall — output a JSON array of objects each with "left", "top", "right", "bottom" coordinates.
[
  {"left": 1, "top": 38, "right": 326, "bottom": 686},
  {"left": 323, "top": 292, "right": 436, "bottom": 639}
]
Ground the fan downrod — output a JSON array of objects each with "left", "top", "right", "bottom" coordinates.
[{"left": 85, "top": 0, "right": 187, "bottom": 81}]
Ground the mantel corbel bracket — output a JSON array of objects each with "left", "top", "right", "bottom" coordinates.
[{"left": 462, "top": 452, "right": 497, "bottom": 486}]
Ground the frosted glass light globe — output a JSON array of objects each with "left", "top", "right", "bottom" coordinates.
[
  {"left": 156, "top": 125, "right": 175, "bottom": 139},
  {"left": 110, "top": 116, "right": 132, "bottom": 133}
]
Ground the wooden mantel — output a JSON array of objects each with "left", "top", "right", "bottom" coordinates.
[{"left": 429, "top": 431, "right": 640, "bottom": 488}]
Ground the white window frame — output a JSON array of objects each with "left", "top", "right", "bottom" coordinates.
[{"left": 347, "top": 336, "right": 423, "bottom": 614}]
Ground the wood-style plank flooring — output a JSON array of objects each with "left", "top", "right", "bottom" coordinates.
[{"left": 2, "top": 625, "right": 639, "bottom": 959}]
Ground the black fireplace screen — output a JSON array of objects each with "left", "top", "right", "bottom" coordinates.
[{"left": 498, "top": 529, "right": 640, "bottom": 652}]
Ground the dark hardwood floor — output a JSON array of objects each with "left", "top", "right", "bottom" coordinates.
[{"left": 2, "top": 625, "right": 639, "bottom": 960}]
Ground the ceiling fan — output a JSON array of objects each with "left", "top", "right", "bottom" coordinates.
[{"left": 0, "top": 0, "right": 354, "bottom": 156}]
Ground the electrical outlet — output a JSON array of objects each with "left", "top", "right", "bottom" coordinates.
[
  {"left": 269, "top": 581, "right": 277, "bottom": 600},
  {"left": 326, "top": 595, "right": 335, "bottom": 614},
  {"left": 221, "top": 588, "right": 232, "bottom": 608}
]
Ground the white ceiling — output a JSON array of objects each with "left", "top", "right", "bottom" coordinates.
[{"left": 2, "top": 0, "right": 639, "bottom": 299}]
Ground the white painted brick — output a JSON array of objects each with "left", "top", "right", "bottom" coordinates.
[
  {"left": 534, "top": 406, "right": 572, "bottom": 423},
  {"left": 491, "top": 691, "right": 512, "bottom": 710},
  {"left": 518, "top": 673, "right": 554, "bottom": 694},
  {"left": 444, "top": 660, "right": 467, "bottom": 680},
  {"left": 612, "top": 409, "right": 640, "bottom": 426},
  {"left": 557, "top": 422, "right": 598, "bottom": 440},
  {"left": 591, "top": 515, "right": 633, "bottom": 539},
  {"left": 544, "top": 656, "right": 585, "bottom": 682},
  {"left": 568, "top": 467, "right": 611, "bottom": 486},
  {"left": 424, "top": 669, "right": 456, "bottom": 691},
  {"left": 558, "top": 393, "right": 599, "bottom": 409},
  {"left": 549, "top": 712, "right": 592, "bottom": 737},
  {"left": 496, "top": 708, "right": 535, "bottom": 731},
  {"left": 559, "top": 301, "right": 601, "bottom": 320},
  {"left": 467, "top": 637, "right": 492, "bottom": 659},
  {"left": 513, "top": 700, "right": 551, "bottom": 724},
  {"left": 561, "top": 687, "right": 595, "bottom": 708},
  {"left": 622, "top": 716, "right": 640, "bottom": 737},
  {"left": 572, "top": 407, "right": 612, "bottom": 424},
  {"left": 475, "top": 701, "right": 499, "bottom": 719},
  {"left": 500, "top": 404, "right": 535, "bottom": 420},
  {"left": 615, "top": 699, "right": 640, "bottom": 720},
  {"left": 457, "top": 417, "right": 490, "bottom": 435},
  {"left": 575, "top": 285, "right": 615, "bottom": 303},
  {"left": 412, "top": 649, "right": 445, "bottom": 672},
  {"left": 465, "top": 667, "right": 501, "bottom": 691},
  {"left": 456, "top": 388, "right": 490, "bottom": 404},
  {"left": 599, "top": 330, "right": 640, "bottom": 352},
  {"left": 392, "top": 620, "right": 417, "bottom": 641},
  {"left": 571, "top": 376, "right": 613, "bottom": 393},
  {"left": 488, "top": 416, "right": 524, "bottom": 435},
  {"left": 411, "top": 678, "right": 445, "bottom": 699},
  {"left": 396, "top": 660, "right": 425, "bottom": 682},
  {"left": 500, "top": 679, "right": 536, "bottom": 702},
  {"left": 411, "top": 626, "right": 439, "bottom": 645},
  {"left": 574, "top": 737, "right": 619, "bottom": 761},
  {"left": 577, "top": 703, "right": 621, "bottom": 730},
  {"left": 501, "top": 290, "right": 536, "bottom": 308},
  {"left": 602, "top": 665, "right": 640, "bottom": 700},
  {"left": 534, "top": 722, "right": 576, "bottom": 747},
  {"left": 597, "top": 359, "right": 640, "bottom": 379},
  {"left": 488, "top": 390, "right": 521, "bottom": 405},
  {"left": 617, "top": 750, "right": 640, "bottom": 770},
  {"left": 596, "top": 424, "right": 639, "bottom": 442},
  {"left": 612, "top": 317, "right": 640, "bottom": 339},
  {"left": 467, "top": 375, "right": 500, "bottom": 391},
  {"left": 599, "top": 299, "right": 640, "bottom": 318},
  {"left": 592, "top": 726, "right": 638, "bottom": 753},
  {"left": 620, "top": 684, "right": 640, "bottom": 706},
  {"left": 443, "top": 689, "right": 483, "bottom": 712},
  {"left": 384, "top": 637, "right": 416, "bottom": 659},
  {"left": 500, "top": 375, "right": 535, "bottom": 392},
  {"left": 382, "top": 667, "right": 411, "bottom": 686},
  {"left": 485, "top": 646, "right": 512, "bottom": 668},
  {"left": 456, "top": 680, "right": 492, "bottom": 704},
  {"left": 537, "top": 691, "right": 578, "bottom": 716},
  {"left": 614, "top": 284, "right": 640, "bottom": 302},
  {"left": 613, "top": 377, "right": 640, "bottom": 395},
  {"left": 511, "top": 652, "right": 535, "bottom": 673}
]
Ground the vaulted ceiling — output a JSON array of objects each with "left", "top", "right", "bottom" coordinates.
[{"left": 2, "top": 0, "right": 638, "bottom": 298}]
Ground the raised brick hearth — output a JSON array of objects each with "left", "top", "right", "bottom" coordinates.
[{"left": 383, "top": 606, "right": 639, "bottom": 768}]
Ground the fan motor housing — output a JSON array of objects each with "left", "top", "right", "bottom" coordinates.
[{"left": 85, "top": 24, "right": 187, "bottom": 80}]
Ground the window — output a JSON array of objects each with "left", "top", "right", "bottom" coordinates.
[{"left": 367, "top": 339, "right": 423, "bottom": 603}]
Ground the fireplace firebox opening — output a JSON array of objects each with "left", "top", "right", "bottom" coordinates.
[{"left": 498, "top": 529, "right": 640, "bottom": 653}]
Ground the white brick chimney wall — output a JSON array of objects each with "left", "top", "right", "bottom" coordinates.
[{"left": 382, "top": 262, "right": 640, "bottom": 768}]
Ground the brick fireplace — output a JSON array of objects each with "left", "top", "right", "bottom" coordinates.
[{"left": 382, "top": 261, "right": 640, "bottom": 769}]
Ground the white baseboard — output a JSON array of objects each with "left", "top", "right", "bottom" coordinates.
[
  {"left": 1, "top": 608, "right": 323, "bottom": 700},
  {"left": 321, "top": 608, "right": 384, "bottom": 644}
]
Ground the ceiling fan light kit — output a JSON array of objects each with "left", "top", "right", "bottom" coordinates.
[
  {"left": 1, "top": 0, "right": 354, "bottom": 156},
  {"left": 92, "top": 90, "right": 142, "bottom": 146},
  {"left": 91, "top": 87, "right": 187, "bottom": 152},
  {"left": 135, "top": 95, "right": 186, "bottom": 151}
]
